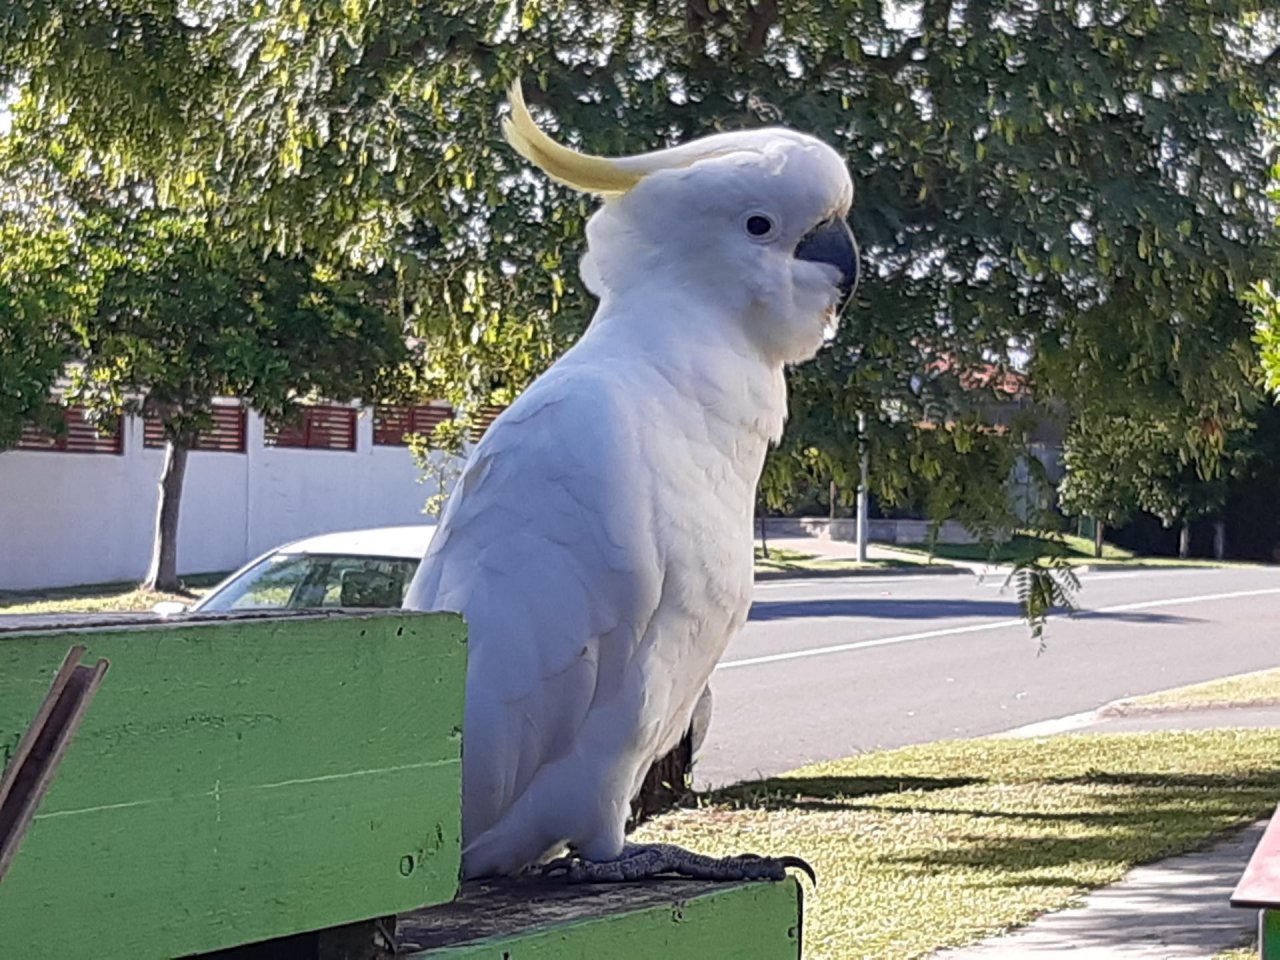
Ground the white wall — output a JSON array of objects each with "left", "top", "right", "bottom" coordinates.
[{"left": 0, "top": 409, "right": 452, "bottom": 590}]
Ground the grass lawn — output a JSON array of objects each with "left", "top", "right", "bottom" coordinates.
[
  {"left": 1114, "top": 668, "right": 1280, "bottom": 712},
  {"left": 754, "top": 545, "right": 923, "bottom": 576},
  {"left": 892, "top": 532, "right": 1256, "bottom": 568},
  {"left": 0, "top": 572, "right": 224, "bottom": 615},
  {"left": 636, "top": 730, "right": 1280, "bottom": 960}
]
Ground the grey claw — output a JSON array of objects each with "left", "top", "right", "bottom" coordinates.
[{"left": 779, "top": 855, "right": 818, "bottom": 886}]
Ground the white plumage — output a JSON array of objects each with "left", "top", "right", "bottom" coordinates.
[{"left": 403, "top": 83, "right": 857, "bottom": 879}]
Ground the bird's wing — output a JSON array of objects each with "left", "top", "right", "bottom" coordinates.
[{"left": 403, "top": 366, "right": 663, "bottom": 832}]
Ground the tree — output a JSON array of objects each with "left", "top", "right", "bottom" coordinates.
[
  {"left": 4, "top": 1, "right": 1275, "bottom": 479},
  {"left": 1060, "top": 409, "right": 1255, "bottom": 558},
  {"left": 1058, "top": 417, "right": 1147, "bottom": 556},
  {"left": 0, "top": 141, "right": 93, "bottom": 448},
  {"left": 63, "top": 212, "right": 409, "bottom": 591},
  {"left": 0, "top": 215, "right": 76, "bottom": 448}
]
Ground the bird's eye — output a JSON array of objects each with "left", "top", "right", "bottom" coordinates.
[{"left": 745, "top": 214, "right": 776, "bottom": 238}]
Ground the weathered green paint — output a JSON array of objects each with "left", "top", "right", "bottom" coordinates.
[
  {"left": 400, "top": 879, "right": 801, "bottom": 959},
  {"left": 0, "top": 612, "right": 466, "bottom": 959},
  {"left": 1264, "top": 909, "right": 1280, "bottom": 960}
]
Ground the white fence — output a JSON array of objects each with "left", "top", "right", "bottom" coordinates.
[{"left": 0, "top": 409, "right": 453, "bottom": 590}]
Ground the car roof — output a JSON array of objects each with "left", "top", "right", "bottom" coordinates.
[{"left": 274, "top": 524, "right": 436, "bottom": 559}]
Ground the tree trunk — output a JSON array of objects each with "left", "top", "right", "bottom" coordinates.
[
  {"left": 1213, "top": 519, "right": 1226, "bottom": 560},
  {"left": 1178, "top": 519, "right": 1191, "bottom": 560},
  {"left": 758, "top": 513, "right": 769, "bottom": 559},
  {"left": 1093, "top": 519, "right": 1105, "bottom": 559},
  {"left": 143, "top": 440, "right": 190, "bottom": 592}
]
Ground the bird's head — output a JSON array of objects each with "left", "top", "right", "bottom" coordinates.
[{"left": 503, "top": 82, "right": 858, "bottom": 366}]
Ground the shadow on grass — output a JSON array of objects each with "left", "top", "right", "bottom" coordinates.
[
  {"left": 0, "top": 570, "right": 227, "bottom": 609},
  {"left": 700, "top": 774, "right": 983, "bottom": 810},
  {"left": 678, "top": 766, "right": 1279, "bottom": 889},
  {"left": 748, "top": 596, "right": 1195, "bottom": 624}
]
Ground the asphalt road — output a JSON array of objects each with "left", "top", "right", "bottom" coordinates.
[{"left": 697, "top": 565, "right": 1280, "bottom": 787}]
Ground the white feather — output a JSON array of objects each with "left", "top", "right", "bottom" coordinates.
[{"left": 404, "top": 124, "right": 854, "bottom": 877}]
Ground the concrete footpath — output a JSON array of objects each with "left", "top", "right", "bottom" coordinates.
[
  {"left": 934, "top": 702, "right": 1280, "bottom": 958},
  {"left": 758, "top": 535, "right": 992, "bottom": 574}
]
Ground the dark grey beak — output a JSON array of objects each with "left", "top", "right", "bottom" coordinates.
[{"left": 794, "top": 218, "right": 859, "bottom": 307}]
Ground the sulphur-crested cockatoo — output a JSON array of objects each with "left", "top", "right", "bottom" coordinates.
[{"left": 404, "top": 81, "right": 858, "bottom": 881}]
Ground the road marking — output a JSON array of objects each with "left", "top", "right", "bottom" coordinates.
[
  {"left": 718, "top": 586, "right": 1280, "bottom": 671},
  {"left": 1086, "top": 586, "right": 1280, "bottom": 613}
]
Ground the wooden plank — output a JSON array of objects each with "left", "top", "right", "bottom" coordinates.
[
  {"left": 1232, "top": 806, "right": 1280, "bottom": 909},
  {"left": 0, "top": 644, "right": 109, "bottom": 881},
  {"left": 1265, "top": 909, "right": 1280, "bottom": 960},
  {"left": 396, "top": 879, "right": 801, "bottom": 959},
  {"left": 0, "top": 612, "right": 467, "bottom": 960}
]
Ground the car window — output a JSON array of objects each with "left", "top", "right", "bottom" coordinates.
[{"left": 198, "top": 554, "right": 420, "bottom": 612}]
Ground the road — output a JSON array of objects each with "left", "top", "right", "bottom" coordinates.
[{"left": 697, "top": 565, "right": 1280, "bottom": 787}]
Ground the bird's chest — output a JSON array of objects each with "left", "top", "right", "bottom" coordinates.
[{"left": 642, "top": 410, "right": 766, "bottom": 643}]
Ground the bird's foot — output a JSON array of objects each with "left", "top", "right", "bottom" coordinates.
[{"left": 540, "top": 842, "right": 815, "bottom": 884}]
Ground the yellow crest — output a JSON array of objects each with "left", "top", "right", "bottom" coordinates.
[{"left": 501, "top": 80, "right": 644, "bottom": 196}]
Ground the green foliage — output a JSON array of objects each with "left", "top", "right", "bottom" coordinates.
[
  {"left": 1059, "top": 410, "right": 1254, "bottom": 534},
  {"left": 2, "top": 0, "right": 1276, "bottom": 538},
  {"left": 0, "top": 215, "right": 77, "bottom": 446},
  {"left": 1058, "top": 416, "right": 1151, "bottom": 530},
  {"left": 408, "top": 418, "right": 469, "bottom": 518},
  {"left": 1006, "top": 555, "right": 1081, "bottom": 647},
  {"left": 1251, "top": 280, "right": 1280, "bottom": 395},
  {"left": 56, "top": 212, "right": 409, "bottom": 442}
]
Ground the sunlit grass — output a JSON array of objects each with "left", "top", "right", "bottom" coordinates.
[
  {"left": 1117, "top": 668, "right": 1280, "bottom": 712},
  {"left": 638, "top": 730, "right": 1280, "bottom": 960},
  {"left": 753, "top": 545, "right": 922, "bottom": 576},
  {"left": 0, "top": 572, "right": 224, "bottom": 614}
]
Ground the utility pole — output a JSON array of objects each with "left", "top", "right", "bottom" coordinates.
[{"left": 855, "top": 411, "right": 869, "bottom": 563}]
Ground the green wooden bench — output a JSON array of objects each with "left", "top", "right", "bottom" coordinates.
[
  {"left": 0, "top": 613, "right": 801, "bottom": 959},
  {"left": 1232, "top": 805, "right": 1280, "bottom": 960}
]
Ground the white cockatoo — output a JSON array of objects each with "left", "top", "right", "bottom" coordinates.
[{"left": 403, "top": 81, "right": 858, "bottom": 881}]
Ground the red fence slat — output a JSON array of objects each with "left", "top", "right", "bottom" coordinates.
[
  {"left": 264, "top": 406, "right": 357, "bottom": 451},
  {"left": 15, "top": 406, "right": 123, "bottom": 455},
  {"left": 143, "top": 406, "right": 247, "bottom": 453},
  {"left": 372, "top": 404, "right": 454, "bottom": 446}
]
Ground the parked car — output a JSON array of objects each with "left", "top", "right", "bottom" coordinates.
[{"left": 154, "top": 525, "right": 436, "bottom": 615}]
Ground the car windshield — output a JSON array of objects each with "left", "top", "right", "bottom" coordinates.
[{"left": 198, "top": 553, "right": 420, "bottom": 612}]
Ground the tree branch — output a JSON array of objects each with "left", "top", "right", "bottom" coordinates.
[{"left": 743, "top": 0, "right": 780, "bottom": 57}]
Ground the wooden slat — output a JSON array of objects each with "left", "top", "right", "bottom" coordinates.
[
  {"left": 1263, "top": 909, "right": 1280, "bottom": 960},
  {"left": 373, "top": 404, "right": 454, "bottom": 447},
  {"left": 470, "top": 404, "right": 506, "bottom": 440},
  {"left": 0, "top": 612, "right": 467, "bottom": 959},
  {"left": 144, "top": 406, "right": 247, "bottom": 453},
  {"left": 1232, "top": 807, "right": 1280, "bottom": 908},
  {"left": 0, "top": 645, "right": 109, "bottom": 882},
  {"left": 398, "top": 878, "right": 802, "bottom": 959},
  {"left": 372, "top": 405, "right": 413, "bottom": 446},
  {"left": 15, "top": 406, "right": 122, "bottom": 455},
  {"left": 265, "top": 406, "right": 357, "bottom": 451},
  {"left": 411, "top": 404, "right": 453, "bottom": 437}
]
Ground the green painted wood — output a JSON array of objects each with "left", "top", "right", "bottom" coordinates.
[
  {"left": 0, "top": 612, "right": 466, "bottom": 960},
  {"left": 398, "top": 879, "right": 802, "bottom": 959},
  {"left": 1264, "top": 909, "right": 1280, "bottom": 960}
]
